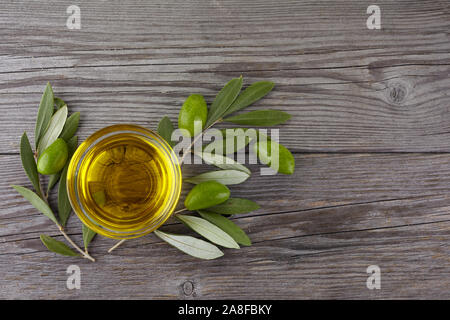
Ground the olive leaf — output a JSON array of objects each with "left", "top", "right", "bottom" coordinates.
[
  {"left": 46, "top": 172, "right": 61, "bottom": 194},
  {"left": 20, "top": 132, "right": 42, "bottom": 197},
  {"left": 57, "top": 165, "right": 71, "bottom": 227},
  {"left": 67, "top": 135, "right": 78, "bottom": 156},
  {"left": 203, "top": 128, "right": 253, "bottom": 155},
  {"left": 223, "top": 81, "right": 274, "bottom": 117},
  {"left": 56, "top": 136, "right": 78, "bottom": 226},
  {"left": 40, "top": 234, "right": 78, "bottom": 257},
  {"left": 82, "top": 224, "right": 96, "bottom": 251},
  {"left": 59, "top": 112, "right": 80, "bottom": 142},
  {"left": 205, "top": 76, "right": 243, "bottom": 127},
  {"left": 195, "top": 151, "right": 251, "bottom": 175},
  {"left": 12, "top": 185, "right": 59, "bottom": 224},
  {"left": 157, "top": 116, "right": 175, "bottom": 147},
  {"left": 185, "top": 170, "right": 249, "bottom": 185},
  {"left": 176, "top": 214, "right": 239, "bottom": 249},
  {"left": 154, "top": 230, "right": 224, "bottom": 260},
  {"left": 206, "top": 198, "right": 260, "bottom": 215},
  {"left": 54, "top": 97, "right": 66, "bottom": 110},
  {"left": 223, "top": 109, "right": 291, "bottom": 126},
  {"left": 35, "top": 82, "right": 54, "bottom": 148},
  {"left": 37, "top": 105, "right": 68, "bottom": 155},
  {"left": 198, "top": 211, "right": 251, "bottom": 246}
]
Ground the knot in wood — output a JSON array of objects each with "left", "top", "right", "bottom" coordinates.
[
  {"left": 388, "top": 82, "right": 408, "bottom": 104},
  {"left": 182, "top": 280, "right": 194, "bottom": 296}
]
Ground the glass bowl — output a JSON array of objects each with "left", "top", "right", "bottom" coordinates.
[{"left": 66, "top": 124, "right": 182, "bottom": 239}]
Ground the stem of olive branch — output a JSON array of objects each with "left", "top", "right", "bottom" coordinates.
[
  {"left": 36, "top": 169, "right": 95, "bottom": 262},
  {"left": 179, "top": 119, "right": 221, "bottom": 165},
  {"left": 173, "top": 208, "right": 188, "bottom": 214},
  {"left": 107, "top": 119, "right": 220, "bottom": 253},
  {"left": 108, "top": 239, "right": 126, "bottom": 253},
  {"left": 107, "top": 208, "right": 189, "bottom": 253},
  {"left": 58, "top": 225, "right": 96, "bottom": 262}
]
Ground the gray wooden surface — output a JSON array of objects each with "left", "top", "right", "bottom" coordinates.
[{"left": 1, "top": 0, "right": 449, "bottom": 299}]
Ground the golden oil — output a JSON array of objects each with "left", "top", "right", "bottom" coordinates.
[
  {"left": 67, "top": 125, "right": 181, "bottom": 239},
  {"left": 81, "top": 137, "right": 170, "bottom": 226}
]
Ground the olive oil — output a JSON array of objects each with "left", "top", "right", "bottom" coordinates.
[{"left": 67, "top": 125, "right": 181, "bottom": 239}]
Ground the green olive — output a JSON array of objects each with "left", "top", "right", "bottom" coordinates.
[
  {"left": 178, "top": 94, "right": 208, "bottom": 137},
  {"left": 37, "top": 138, "right": 69, "bottom": 175},
  {"left": 254, "top": 140, "right": 295, "bottom": 175},
  {"left": 184, "top": 181, "right": 230, "bottom": 210}
]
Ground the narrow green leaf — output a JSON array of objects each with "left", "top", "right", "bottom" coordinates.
[
  {"left": 154, "top": 230, "right": 224, "bottom": 260},
  {"left": 82, "top": 224, "right": 96, "bottom": 251},
  {"left": 203, "top": 128, "right": 253, "bottom": 155},
  {"left": 223, "top": 81, "right": 274, "bottom": 117},
  {"left": 67, "top": 135, "right": 78, "bottom": 157},
  {"left": 12, "top": 185, "right": 58, "bottom": 224},
  {"left": 176, "top": 215, "right": 239, "bottom": 249},
  {"left": 58, "top": 165, "right": 71, "bottom": 227},
  {"left": 54, "top": 97, "right": 66, "bottom": 110},
  {"left": 37, "top": 105, "right": 68, "bottom": 155},
  {"left": 157, "top": 116, "right": 175, "bottom": 147},
  {"left": 20, "top": 132, "right": 42, "bottom": 197},
  {"left": 46, "top": 172, "right": 61, "bottom": 194},
  {"left": 205, "top": 77, "right": 243, "bottom": 127},
  {"left": 207, "top": 198, "right": 260, "bottom": 215},
  {"left": 59, "top": 112, "right": 80, "bottom": 142},
  {"left": 198, "top": 211, "right": 251, "bottom": 246},
  {"left": 195, "top": 151, "right": 251, "bottom": 175},
  {"left": 185, "top": 170, "right": 249, "bottom": 185},
  {"left": 223, "top": 109, "right": 291, "bottom": 126},
  {"left": 35, "top": 82, "right": 54, "bottom": 148},
  {"left": 40, "top": 234, "right": 78, "bottom": 257}
]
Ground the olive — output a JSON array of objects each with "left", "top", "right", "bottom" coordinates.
[
  {"left": 184, "top": 181, "right": 230, "bottom": 210},
  {"left": 254, "top": 140, "right": 295, "bottom": 175},
  {"left": 178, "top": 94, "right": 208, "bottom": 137},
  {"left": 37, "top": 138, "right": 69, "bottom": 175}
]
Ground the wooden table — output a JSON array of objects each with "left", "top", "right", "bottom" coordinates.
[{"left": 1, "top": 0, "right": 449, "bottom": 299}]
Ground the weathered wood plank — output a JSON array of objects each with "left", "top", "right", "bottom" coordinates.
[
  {"left": 0, "top": 0, "right": 448, "bottom": 153},
  {"left": 2, "top": 153, "right": 450, "bottom": 290},
  {"left": 0, "top": 1, "right": 448, "bottom": 70},
  {"left": 1, "top": 0, "right": 449, "bottom": 300},
  {"left": 1, "top": 63, "right": 449, "bottom": 153},
  {"left": 1, "top": 220, "right": 448, "bottom": 299},
  {"left": 4, "top": 152, "right": 450, "bottom": 230}
]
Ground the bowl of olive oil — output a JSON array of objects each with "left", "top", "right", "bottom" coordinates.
[{"left": 66, "top": 124, "right": 182, "bottom": 239}]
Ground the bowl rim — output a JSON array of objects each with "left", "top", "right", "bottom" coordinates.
[{"left": 66, "top": 124, "right": 182, "bottom": 239}]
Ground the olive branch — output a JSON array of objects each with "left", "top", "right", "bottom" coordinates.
[
  {"left": 12, "top": 83, "right": 95, "bottom": 261},
  {"left": 109, "top": 77, "right": 295, "bottom": 258},
  {"left": 13, "top": 78, "right": 294, "bottom": 261}
]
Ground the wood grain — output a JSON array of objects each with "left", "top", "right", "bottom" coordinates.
[
  {"left": 0, "top": 0, "right": 449, "bottom": 153},
  {"left": 1, "top": 217, "right": 449, "bottom": 299},
  {"left": 2, "top": 153, "right": 450, "bottom": 298},
  {"left": 0, "top": 0, "right": 449, "bottom": 299}
]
